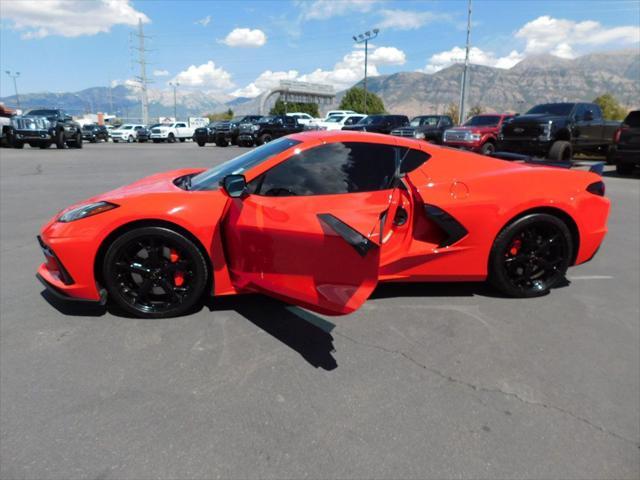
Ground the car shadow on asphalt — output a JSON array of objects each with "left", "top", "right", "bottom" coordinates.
[{"left": 205, "top": 295, "right": 338, "bottom": 371}]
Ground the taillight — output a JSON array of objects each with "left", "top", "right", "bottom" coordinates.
[
  {"left": 587, "top": 181, "right": 605, "bottom": 196},
  {"left": 613, "top": 128, "right": 627, "bottom": 143}
]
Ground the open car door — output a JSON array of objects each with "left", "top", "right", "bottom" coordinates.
[{"left": 221, "top": 140, "right": 400, "bottom": 315}]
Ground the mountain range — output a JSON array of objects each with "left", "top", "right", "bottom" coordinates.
[{"left": 1, "top": 49, "right": 637, "bottom": 120}]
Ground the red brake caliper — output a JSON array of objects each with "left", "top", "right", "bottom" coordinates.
[
  {"left": 170, "top": 249, "right": 185, "bottom": 286},
  {"left": 509, "top": 238, "right": 522, "bottom": 256}
]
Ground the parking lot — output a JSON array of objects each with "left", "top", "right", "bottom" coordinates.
[{"left": 1, "top": 142, "right": 638, "bottom": 479}]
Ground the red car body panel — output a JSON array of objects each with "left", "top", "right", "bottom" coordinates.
[
  {"left": 443, "top": 114, "right": 513, "bottom": 152},
  {"left": 37, "top": 131, "right": 609, "bottom": 315}
]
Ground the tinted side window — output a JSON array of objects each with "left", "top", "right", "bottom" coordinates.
[
  {"left": 591, "top": 105, "right": 603, "bottom": 119},
  {"left": 252, "top": 142, "right": 397, "bottom": 196},
  {"left": 574, "top": 104, "right": 587, "bottom": 120},
  {"left": 399, "top": 148, "right": 431, "bottom": 174}
]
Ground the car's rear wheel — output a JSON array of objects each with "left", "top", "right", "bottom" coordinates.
[
  {"left": 489, "top": 213, "right": 572, "bottom": 298},
  {"left": 197, "top": 140, "right": 205, "bottom": 147},
  {"left": 103, "top": 227, "right": 209, "bottom": 318}
]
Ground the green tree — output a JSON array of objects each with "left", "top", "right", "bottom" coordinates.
[
  {"left": 466, "top": 105, "right": 483, "bottom": 119},
  {"left": 207, "top": 109, "right": 234, "bottom": 122},
  {"left": 270, "top": 100, "right": 319, "bottom": 117},
  {"left": 339, "top": 87, "right": 385, "bottom": 114},
  {"left": 593, "top": 93, "right": 627, "bottom": 120},
  {"left": 445, "top": 103, "right": 460, "bottom": 125}
]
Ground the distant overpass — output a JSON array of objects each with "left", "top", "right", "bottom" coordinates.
[{"left": 259, "top": 80, "right": 335, "bottom": 115}]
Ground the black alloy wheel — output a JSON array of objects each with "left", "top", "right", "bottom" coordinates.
[
  {"left": 168, "top": 133, "right": 176, "bottom": 143},
  {"left": 489, "top": 213, "right": 572, "bottom": 297},
  {"left": 103, "top": 227, "right": 209, "bottom": 318}
]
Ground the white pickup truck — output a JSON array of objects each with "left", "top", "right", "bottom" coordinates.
[{"left": 150, "top": 122, "right": 194, "bottom": 143}]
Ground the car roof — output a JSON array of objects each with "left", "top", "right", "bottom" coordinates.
[{"left": 288, "top": 130, "right": 426, "bottom": 148}]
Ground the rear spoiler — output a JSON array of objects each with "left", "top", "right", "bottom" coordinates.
[{"left": 490, "top": 151, "right": 604, "bottom": 176}]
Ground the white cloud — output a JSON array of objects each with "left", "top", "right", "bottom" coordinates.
[
  {"left": 231, "top": 70, "right": 299, "bottom": 98},
  {"left": 377, "top": 9, "right": 450, "bottom": 30},
  {"left": 195, "top": 15, "right": 211, "bottom": 27},
  {"left": 111, "top": 78, "right": 140, "bottom": 89},
  {"left": 516, "top": 15, "right": 640, "bottom": 58},
  {"left": 222, "top": 28, "right": 267, "bottom": 47},
  {"left": 420, "top": 46, "right": 524, "bottom": 73},
  {"left": 170, "top": 61, "right": 234, "bottom": 90},
  {"left": 3, "top": 0, "right": 149, "bottom": 39},
  {"left": 297, "top": 0, "right": 379, "bottom": 21},
  {"left": 232, "top": 46, "right": 407, "bottom": 97},
  {"left": 153, "top": 69, "right": 170, "bottom": 77}
]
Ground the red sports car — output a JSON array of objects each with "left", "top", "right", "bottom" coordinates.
[{"left": 36, "top": 131, "right": 609, "bottom": 318}]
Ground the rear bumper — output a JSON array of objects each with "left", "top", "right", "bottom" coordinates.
[{"left": 613, "top": 149, "right": 640, "bottom": 165}]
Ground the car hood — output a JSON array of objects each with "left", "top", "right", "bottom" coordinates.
[
  {"left": 448, "top": 125, "right": 497, "bottom": 134},
  {"left": 510, "top": 114, "right": 567, "bottom": 124}
]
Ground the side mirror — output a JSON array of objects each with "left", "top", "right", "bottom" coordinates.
[
  {"left": 584, "top": 110, "right": 594, "bottom": 121},
  {"left": 222, "top": 174, "right": 248, "bottom": 198}
]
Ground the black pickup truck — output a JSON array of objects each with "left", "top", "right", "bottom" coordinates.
[
  {"left": 212, "top": 115, "right": 263, "bottom": 147},
  {"left": 498, "top": 102, "right": 620, "bottom": 161},
  {"left": 390, "top": 115, "right": 454, "bottom": 143},
  {"left": 342, "top": 114, "right": 409, "bottom": 134},
  {"left": 12, "top": 109, "right": 83, "bottom": 149},
  {"left": 608, "top": 110, "right": 639, "bottom": 175},
  {"left": 237, "top": 115, "right": 303, "bottom": 147}
]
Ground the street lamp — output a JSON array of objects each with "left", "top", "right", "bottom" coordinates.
[
  {"left": 169, "top": 81, "right": 180, "bottom": 120},
  {"left": 5, "top": 70, "right": 21, "bottom": 111},
  {"left": 352, "top": 28, "right": 379, "bottom": 115}
]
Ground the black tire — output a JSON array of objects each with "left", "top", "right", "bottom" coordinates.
[
  {"left": 168, "top": 133, "right": 176, "bottom": 143},
  {"left": 102, "top": 227, "right": 209, "bottom": 318},
  {"left": 179, "top": 138, "right": 186, "bottom": 143},
  {"left": 215, "top": 138, "right": 229, "bottom": 147},
  {"left": 39, "top": 142, "right": 51, "bottom": 149},
  {"left": 152, "top": 139, "right": 160, "bottom": 143},
  {"left": 138, "top": 139, "right": 147, "bottom": 143},
  {"left": 90, "top": 138, "right": 97, "bottom": 143},
  {"left": 481, "top": 141, "right": 496, "bottom": 155},
  {"left": 488, "top": 213, "right": 573, "bottom": 298},
  {"left": 548, "top": 140, "right": 572, "bottom": 162},
  {"left": 14, "top": 141, "right": 24, "bottom": 149},
  {"left": 258, "top": 133, "right": 272, "bottom": 145},
  {"left": 616, "top": 162, "right": 634, "bottom": 175},
  {"left": 55, "top": 130, "right": 66, "bottom": 149},
  {"left": 73, "top": 132, "right": 83, "bottom": 148},
  {"left": 197, "top": 140, "right": 206, "bottom": 147}
]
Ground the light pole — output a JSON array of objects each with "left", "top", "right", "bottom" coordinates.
[
  {"left": 352, "top": 28, "right": 379, "bottom": 115},
  {"left": 169, "top": 81, "right": 179, "bottom": 120},
  {"left": 458, "top": 0, "right": 472, "bottom": 124},
  {"left": 5, "top": 70, "right": 21, "bottom": 111}
]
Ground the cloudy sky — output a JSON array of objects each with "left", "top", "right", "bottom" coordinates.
[{"left": 1, "top": 0, "right": 638, "bottom": 98}]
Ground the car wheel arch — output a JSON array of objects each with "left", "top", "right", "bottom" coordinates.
[
  {"left": 496, "top": 206, "right": 580, "bottom": 266},
  {"left": 93, "top": 218, "right": 214, "bottom": 295},
  {"left": 555, "top": 129, "right": 571, "bottom": 142}
]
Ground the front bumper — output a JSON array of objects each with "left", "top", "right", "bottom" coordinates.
[
  {"left": 443, "top": 140, "right": 483, "bottom": 152},
  {"left": 150, "top": 133, "right": 170, "bottom": 139},
  {"left": 497, "top": 139, "right": 552, "bottom": 156},
  {"left": 15, "top": 130, "right": 52, "bottom": 141},
  {"left": 36, "top": 273, "right": 107, "bottom": 305},
  {"left": 238, "top": 133, "right": 256, "bottom": 142}
]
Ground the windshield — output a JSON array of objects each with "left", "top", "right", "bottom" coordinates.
[
  {"left": 464, "top": 115, "right": 501, "bottom": 127},
  {"left": 359, "top": 115, "right": 385, "bottom": 125},
  {"left": 410, "top": 116, "right": 439, "bottom": 127},
  {"left": 258, "top": 116, "right": 275, "bottom": 124},
  {"left": 326, "top": 116, "right": 344, "bottom": 123},
  {"left": 526, "top": 104, "right": 574, "bottom": 116},
  {"left": 120, "top": 125, "right": 133, "bottom": 130},
  {"left": 190, "top": 137, "right": 302, "bottom": 191}
]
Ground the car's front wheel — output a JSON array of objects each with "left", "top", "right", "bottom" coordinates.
[
  {"left": 488, "top": 213, "right": 572, "bottom": 298},
  {"left": 103, "top": 227, "right": 209, "bottom": 318}
]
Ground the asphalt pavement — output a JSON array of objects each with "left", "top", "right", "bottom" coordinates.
[{"left": 1, "top": 142, "right": 638, "bottom": 479}]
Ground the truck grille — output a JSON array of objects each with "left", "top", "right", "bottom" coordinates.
[
  {"left": 502, "top": 123, "right": 541, "bottom": 138},
  {"left": 391, "top": 128, "right": 415, "bottom": 137},
  {"left": 444, "top": 130, "right": 467, "bottom": 142},
  {"left": 238, "top": 124, "right": 254, "bottom": 133}
]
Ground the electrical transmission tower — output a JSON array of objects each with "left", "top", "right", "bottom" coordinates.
[
  {"left": 458, "top": 0, "right": 472, "bottom": 124},
  {"left": 132, "top": 18, "right": 150, "bottom": 124}
]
